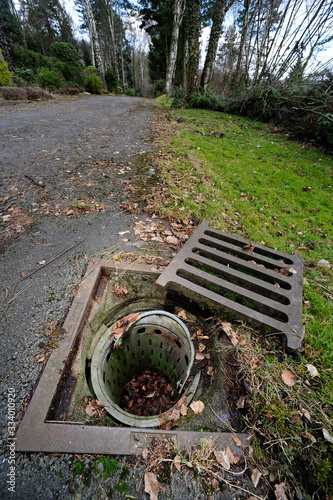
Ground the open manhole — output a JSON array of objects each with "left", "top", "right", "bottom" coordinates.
[
  {"left": 15, "top": 259, "right": 251, "bottom": 455},
  {"left": 91, "top": 311, "right": 196, "bottom": 427}
]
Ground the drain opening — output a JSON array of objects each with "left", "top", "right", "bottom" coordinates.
[
  {"left": 91, "top": 310, "right": 195, "bottom": 427},
  {"left": 176, "top": 269, "right": 289, "bottom": 323}
]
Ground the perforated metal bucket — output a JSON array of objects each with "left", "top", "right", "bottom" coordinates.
[{"left": 91, "top": 310, "right": 195, "bottom": 427}]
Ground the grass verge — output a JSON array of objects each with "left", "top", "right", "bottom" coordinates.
[{"left": 142, "top": 106, "right": 333, "bottom": 498}]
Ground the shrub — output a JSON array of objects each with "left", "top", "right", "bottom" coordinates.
[
  {"left": 50, "top": 42, "right": 80, "bottom": 64},
  {"left": 36, "top": 67, "right": 63, "bottom": 88},
  {"left": 0, "top": 86, "right": 27, "bottom": 100},
  {"left": 0, "top": 60, "right": 14, "bottom": 86},
  {"left": 105, "top": 68, "right": 117, "bottom": 92},
  {"left": 84, "top": 74, "right": 103, "bottom": 94},
  {"left": 83, "top": 66, "right": 99, "bottom": 78},
  {"left": 125, "top": 87, "right": 135, "bottom": 96},
  {"left": 186, "top": 88, "right": 226, "bottom": 111},
  {"left": 154, "top": 79, "right": 165, "bottom": 97}
]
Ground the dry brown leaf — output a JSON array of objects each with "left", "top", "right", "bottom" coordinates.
[
  {"left": 231, "top": 434, "right": 243, "bottom": 447},
  {"left": 4, "top": 287, "right": 9, "bottom": 298},
  {"left": 198, "top": 343, "right": 206, "bottom": 352},
  {"left": 145, "top": 472, "right": 159, "bottom": 500},
  {"left": 250, "top": 358, "right": 261, "bottom": 369},
  {"left": 207, "top": 366, "right": 214, "bottom": 376},
  {"left": 274, "top": 482, "right": 288, "bottom": 500},
  {"left": 142, "top": 448, "right": 149, "bottom": 460},
  {"left": 118, "top": 230, "right": 130, "bottom": 236},
  {"left": 170, "top": 409, "right": 181, "bottom": 421},
  {"left": 214, "top": 449, "right": 230, "bottom": 470},
  {"left": 226, "top": 445, "right": 242, "bottom": 464},
  {"left": 195, "top": 352, "right": 205, "bottom": 361},
  {"left": 177, "top": 309, "right": 187, "bottom": 320},
  {"left": 176, "top": 395, "right": 186, "bottom": 408},
  {"left": 236, "top": 396, "right": 245, "bottom": 409},
  {"left": 205, "top": 353, "right": 211, "bottom": 359},
  {"left": 180, "top": 404, "right": 188, "bottom": 416},
  {"left": 85, "top": 403, "right": 96, "bottom": 417},
  {"left": 300, "top": 408, "right": 311, "bottom": 422},
  {"left": 251, "top": 468, "right": 262, "bottom": 488},
  {"left": 173, "top": 454, "right": 182, "bottom": 472},
  {"left": 221, "top": 321, "right": 238, "bottom": 340},
  {"left": 166, "top": 235, "right": 179, "bottom": 245},
  {"left": 21, "top": 272, "right": 27, "bottom": 278},
  {"left": 37, "top": 356, "right": 45, "bottom": 363},
  {"left": 190, "top": 400, "right": 205, "bottom": 414},
  {"left": 281, "top": 370, "right": 296, "bottom": 387}
]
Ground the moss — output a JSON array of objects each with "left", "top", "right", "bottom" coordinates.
[
  {"left": 73, "top": 461, "right": 84, "bottom": 479},
  {"left": 93, "top": 456, "right": 118, "bottom": 479}
]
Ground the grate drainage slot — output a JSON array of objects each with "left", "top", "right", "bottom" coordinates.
[
  {"left": 185, "top": 256, "right": 291, "bottom": 305},
  {"left": 177, "top": 269, "right": 289, "bottom": 322},
  {"left": 192, "top": 243, "right": 292, "bottom": 290},
  {"left": 156, "top": 221, "right": 304, "bottom": 351}
]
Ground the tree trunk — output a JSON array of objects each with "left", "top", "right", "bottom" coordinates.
[
  {"left": 84, "top": 0, "right": 106, "bottom": 87},
  {"left": 233, "top": 0, "right": 254, "bottom": 86},
  {"left": 186, "top": 0, "right": 201, "bottom": 95},
  {"left": 165, "top": 0, "right": 185, "bottom": 94},
  {"left": 200, "top": 0, "right": 230, "bottom": 91},
  {"left": 105, "top": 0, "right": 119, "bottom": 81}
]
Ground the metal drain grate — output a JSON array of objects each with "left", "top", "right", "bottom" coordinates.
[{"left": 156, "top": 222, "right": 304, "bottom": 350}]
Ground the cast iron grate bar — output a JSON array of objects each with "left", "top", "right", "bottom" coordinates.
[{"left": 156, "top": 221, "right": 304, "bottom": 350}]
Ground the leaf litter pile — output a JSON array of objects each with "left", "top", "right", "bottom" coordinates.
[{"left": 120, "top": 370, "right": 175, "bottom": 416}]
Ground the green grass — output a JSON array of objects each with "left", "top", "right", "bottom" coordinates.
[{"left": 149, "top": 106, "right": 333, "bottom": 495}]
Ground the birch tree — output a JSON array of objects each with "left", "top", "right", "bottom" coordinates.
[
  {"left": 165, "top": 0, "right": 185, "bottom": 93},
  {"left": 84, "top": 0, "right": 106, "bottom": 86}
]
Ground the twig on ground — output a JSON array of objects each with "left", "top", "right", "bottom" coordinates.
[
  {"left": 24, "top": 174, "right": 46, "bottom": 188},
  {"left": 17, "top": 239, "right": 86, "bottom": 283},
  {"left": 0, "top": 281, "right": 35, "bottom": 323}
]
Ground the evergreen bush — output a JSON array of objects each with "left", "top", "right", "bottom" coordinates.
[
  {"left": 105, "top": 69, "right": 117, "bottom": 92},
  {"left": 0, "top": 59, "right": 13, "bottom": 86},
  {"left": 84, "top": 74, "right": 103, "bottom": 94},
  {"left": 36, "top": 67, "right": 63, "bottom": 88}
]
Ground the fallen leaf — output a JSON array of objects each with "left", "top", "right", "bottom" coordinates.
[
  {"left": 145, "top": 472, "right": 159, "bottom": 500},
  {"left": 4, "top": 287, "right": 9, "bottom": 298},
  {"left": 170, "top": 409, "right": 181, "bottom": 421},
  {"left": 281, "top": 370, "right": 296, "bottom": 387},
  {"left": 205, "top": 353, "right": 211, "bottom": 359},
  {"left": 274, "top": 482, "right": 288, "bottom": 500},
  {"left": 198, "top": 343, "right": 206, "bottom": 352},
  {"left": 305, "top": 364, "right": 320, "bottom": 378},
  {"left": 177, "top": 310, "right": 187, "bottom": 320},
  {"left": 323, "top": 428, "right": 333, "bottom": 444},
  {"left": 180, "top": 404, "right": 188, "bottom": 416},
  {"left": 243, "top": 243, "right": 254, "bottom": 252},
  {"left": 37, "top": 356, "right": 45, "bottom": 363},
  {"left": 250, "top": 358, "right": 261, "bottom": 369},
  {"left": 231, "top": 434, "right": 243, "bottom": 447},
  {"left": 176, "top": 395, "right": 186, "bottom": 408},
  {"left": 207, "top": 366, "right": 214, "bottom": 376},
  {"left": 85, "top": 403, "right": 96, "bottom": 417},
  {"left": 214, "top": 449, "right": 230, "bottom": 470},
  {"left": 21, "top": 272, "right": 27, "bottom": 278},
  {"left": 166, "top": 235, "right": 179, "bottom": 245},
  {"left": 300, "top": 408, "right": 311, "bottom": 422},
  {"left": 38, "top": 260, "right": 46, "bottom": 265},
  {"left": 142, "top": 448, "right": 149, "bottom": 460},
  {"left": 190, "top": 400, "right": 205, "bottom": 414},
  {"left": 195, "top": 352, "right": 205, "bottom": 361},
  {"left": 118, "top": 230, "right": 130, "bottom": 236},
  {"left": 236, "top": 396, "right": 245, "bottom": 409},
  {"left": 251, "top": 468, "right": 262, "bottom": 488},
  {"left": 173, "top": 454, "right": 182, "bottom": 472},
  {"left": 226, "top": 445, "right": 242, "bottom": 464}
]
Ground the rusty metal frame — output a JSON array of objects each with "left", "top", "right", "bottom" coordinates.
[
  {"left": 156, "top": 222, "right": 304, "bottom": 351},
  {"left": 15, "top": 258, "right": 250, "bottom": 455}
]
